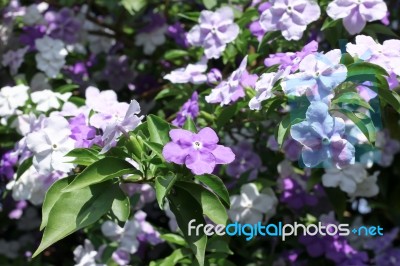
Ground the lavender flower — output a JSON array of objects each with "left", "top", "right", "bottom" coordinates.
[
  {"left": 290, "top": 101, "right": 355, "bottom": 168},
  {"left": 19, "top": 25, "right": 46, "bottom": 51},
  {"left": 259, "top": 0, "right": 321, "bottom": 41},
  {"left": 172, "top": 92, "right": 199, "bottom": 127},
  {"left": 207, "top": 68, "right": 223, "bottom": 84},
  {"left": 167, "top": 22, "right": 189, "bottom": 48},
  {"left": 135, "top": 13, "right": 167, "bottom": 55},
  {"left": 249, "top": 2, "right": 271, "bottom": 42},
  {"left": 162, "top": 127, "right": 235, "bottom": 175},
  {"left": 164, "top": 58, "right": 208, "bottom": 84},
  {"left": 187, "top": 7, "right": 239, "bottom": 59},
  {"left": 102, "top": 55, "right": 134, "bottom": 91},
  {"left": 327, "top": 0, "right": 388, "bottom": 35},
  {"left": 226, "top": 142, "right": 262, "bottom": 180},
  {"left": 264, "top": 41, "right": 318, "bottom": 73},
  {"left": 205, "top": 56, "right": 248, "bottom": 106},
  {"left": 2, "top": 46, "right": 29, "bottom": 75},
  {"left": 69, "top": 113, "right": 98, "bottom": 148}
]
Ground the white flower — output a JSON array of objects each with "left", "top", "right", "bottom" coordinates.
[
  {"left": 74, "top": 239, "right": 104, "bottom": 266},
  {"left": 23, "top": 4, "right": 47, "bottom": 25},
  {"left": 164, "top": 58, "right": 208, "bottom": 84},
  {"left": 31, "top": 89, "right": 72, "bottom": 112},
  {"left": 0, "top": 85, "right": 29, "bottom": 117},
  {"left": 349, "top": 172, "right": 380, "bottom": 198},
  {"left": 26, "top": 115, "right": 75, "bottom": 174},
  {"left": 101, "top": 100, "right": 143, "bottom": 153},
  {"left": 135, "top": 25, "right": 168, "bottom": 55},
  {"left": 101, "top": 219, "right": 140, "bottom": 254},
  {"left": 85, "top": 86, "right": 118, "bottom": 113},
  {"left": 229, "top": 183, "right": 278, "bottom": 224},
  {"left": 2, "top": 46, "right": 29, "bottom": 75},
  {"left": 249, "top": 69, "right": 288, "bottom": 110},
  {"left": 35, "top": 36, "right": 67, "bottom": 78},
  {"left": 9, "top": 166, "right": 49, "bottom": 205},
  {"left": 322, "top": 163, "right": 379, "bottom": 197}
]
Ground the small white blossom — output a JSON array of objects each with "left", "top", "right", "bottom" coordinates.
[
  {"left": 31, "top": 89, "right": 71, "bottom": 112},
  {"left": 73, "top": 239, "right": 104, "bottom": 266},
  {"left": 35, "top": 36, "right": 67, "bottom": 78},
  {"left": 229, "top": 183, "right": 278, "bottom": 224},
  {"left": 26, "top": 115, "right": 75, "bottom": 174},
  {"left": 101, "top": 219, "right": 140, "bottom": 254},
  {"left": 23, "top": 4, "right": 47, "bottom": 25},
  {"left": 164, "top": 58, "right": 208, "bottom": 84},
  {"left": 0, "top": 85, "right": 29, "bottom": 117},
  {"left": 322, "top": 163, "right": 379, "bottom": 197}
]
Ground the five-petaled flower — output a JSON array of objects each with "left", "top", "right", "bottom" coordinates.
[
  {"left": 187, "top": 7, "right": 239, "bottom": 59},
  {"left": 290, "top": 101, "right": 355, "bottom": 168},
  {"left": 162, "top": 127, "right": 235, "bottom": 175}
]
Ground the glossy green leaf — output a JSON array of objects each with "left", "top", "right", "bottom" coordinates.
[
  {"left": 195, "top": 174, "right": 230, "bottom": 208},
  {"left": 332, "top": 92, "right": 373, "bottom": 111},
  {"left": 333, "top": 109, "right": 376, "bottom": 143},
  {"left": 155, "top": 173, "right": 177, "bottom": 208},
  {"left": 15, "top": 157, "right": 33, "bottom": 180},
  {"left": 147, "top": 115, "right": 172, "bottom": 145},
  {"left": 183, "top": 117, "right": 197, "bottom": 133},
  {"left": 164, "top": 50, "right": 189, "bottom": 60},
  {"left": 160, "top": 233, "right": 186, "bottom": 246},
  {"left": 111, "top": 188, "right": 130, "bottom": 222},
  {"left": 40, "top": 176, "right": 74, "bottom": 230},
  {"left": 62, "top": 157, "right": 137, "bottom": 192},
  {"left": 168, "top": 187, "right": 207, "bottom": 266},
  {"left": 346, "top": 62, "right": 388, "bottom": 78},
  {"left": 142, "top": 140, "right": 164, "bottom": 160},
  {"left": 121, "top": 0, "right": 147, "bottom": 14},
  {"left": 275, "top": 115, "right": 291, "bottom": 148},
  {"left": 176, "top": 181, "right": 228, "bottom": 225},
  {"left": 33, "top": 181, "right": 120, "bottom": 257},
  {"left": 65, "top": 148, "right": 102, "bottom": 166},
  {"left": 202, "top": 0, "right": 217, "bottom": 9}
]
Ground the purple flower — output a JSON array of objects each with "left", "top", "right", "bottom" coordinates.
[
  {"left": 249, "top": 2, "right": 271, "bottom": 41},
  {"left": 112, "top": 249, "right": 130, "bottom": 266},
  {"left": 279, "top": 176, "right": 317, "bottom": 209},
  {"left": 69, "top": 113, "right": 98, "bottom": 148},
  {"left": 364, "top": 227, "right": 399, "bottom": 253},
  {"left": 172, "top": 92, "right": 199, "bottom": 127},
  {"left": 207, "top": 68, "right": 223, "bottom": 84},
  {"left": 167, "top": 22, "right": 189, "bottom": 48},
  {"left": 290, "top": 101, "right": 355, "bottom": 168},
  {"left": 19, "top": 25, "right": 46, "bottom": 51},
  {"left": 102, "top": 55, "right": 134, "bottom": 91},
  {"left": 45, "top": 8, "right": 81, "bottom": 44},
  {"left": 226, "top": 142, "right": 262, "bottom": 180},
  {"left": 259, "top": 0, "right": 321, "bottom": 41},
  {"left": 205, "top": 56, "right": 248, "bottom": 106},
  {"left": 327, "top": 0, "right": 388, "bottom": 35},
  {"left": 162, "top": 127, "right": 235, "bottom": 175},
  {"left": 264, "top": 40, "right": 318, "bottom": 73},
  {"left": 0, "top": 150, "right": 18, "bottom": 180},
  {"left": 187, "top": 7, "right": 239, "bottom": 59},
  {"left": 375, "top": 248, "right": 400, "bottom": 266},
  {"left": 164, "top": 58, "right": 208, "bottom": 84},
  {"left": 2, "top": 46, "right": 29, "bottom": 75}
]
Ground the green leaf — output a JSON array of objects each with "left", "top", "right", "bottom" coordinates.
[
  {"left": 333, "top": 109, "right": 376, "bottom": 143},
  {"left": 176, "top": 181, "right": 228, "bottom": 225},
  {"left": 40, "top": 176, "right": 74, "bottom": 231},
  {"left": 321, "top": 17, "right": 341, "bottom": 31},
  {"left": 168, "top": 187, "right": 207, "bottom": 266},
  {"left": 160, "top": 233, "right": 186, "bottom": 246},
  {"left": 206, "top": 237, "right": 233, "bottom": 255},
  {"left": 147, "top": 115, "right": 172, "bottom": 145},
  {"left": 33, "top": 181, "right": 120, "bottom": 257},
  {"left": 55, "top": 84, "right": 78, "bottom": 93},
  {"left": 121, "top": 0, "right": 147, "bottom": 14},
  {"left": 111, "top": 188, "right": 130, "bottom": 222},
  {"left": 65, "top": 148, "right": 102, "bottom": 166},
  {"left": 150, "top": 248, "right": 191, "bottom": 266},
  {"left": 258, "top": 31, "right": 281, "bottom": 53},
  {"left": 164, "top": 50, "right": 189, "bottom": 60},
  {"left": 142, "top": 140, "right": 165, "bottom": 160},
  {"left": 275, "top": 115, "right": 291, "bottom": 148},
  {"left": 155, "top": 173, "right": 177, "bottom": 208},
  {"left": 216, "top": 104, "right": 239, "bottom": 130},
  {"left": 202, "top": 0, "right": 217, "bottom": 9},
  {"left": 183, "top": 117, "right": 197, "bottom": 133},
  {"left": 346, "top": 62, "right": 389, "bottom": 78},
  {"left": 375, "top": 75, "right": 400, "bottom": 113},
  {"left": 195, "top": 174, "right": 230, "bottom": 208},
  {"left": 15, "top": 157, "right": 33, "bottom": 180},
  {"left": 62, "top": 157, "right": 137, "bottom": 192},
  {"left": 363, "top": 24, "right": 399, "bottom": 38},
  {"left": 332, "top": 92, "right": 373, "bottom": 111},
  {"left": 177, "top": 12, "right": 200, "bottom": 22}
]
